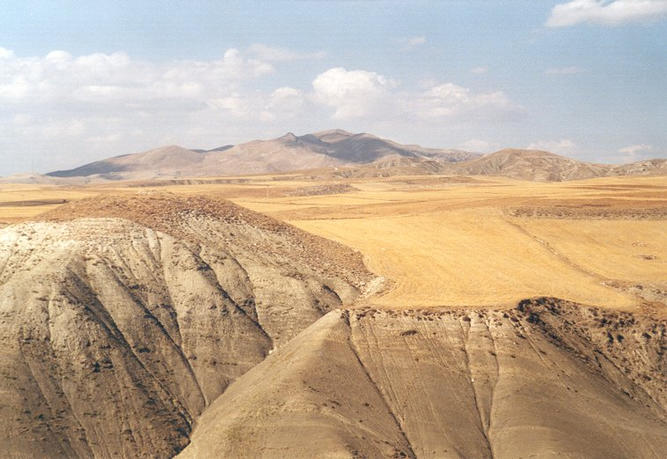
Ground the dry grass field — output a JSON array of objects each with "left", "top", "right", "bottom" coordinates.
[
  {"left": 1, "top": 174, "right": 665, "bottom": 311},
  {"left": 235, "top": 176, "right": 666, "bottom": 310}
]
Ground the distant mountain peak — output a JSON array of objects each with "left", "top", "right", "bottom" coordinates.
[
  {"left": 40, "top": 131, "right": 475, "bottom": 179},
  {"left": 313, "top": 129, "right": 355, "bottom": 143},
  {"left": 280, "top": 132, "right": 298, "bottom": 141},
  {"left": 38, "top": 130, "right": 665, "bottom": 183},
  {"left": 315, "top": 128, "right": 353, "bottom": 136}
]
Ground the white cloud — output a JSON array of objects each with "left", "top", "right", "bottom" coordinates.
[
  {"left": 12, "top": 114, "right": 32, "bottom": 125},
  {"left": 458, "top": 139, "right": 497, "bottom": 152},
  {"left": 470, "top": 66, "right": 488, "bottom": 74},
  {"left": 268, "top": 87, "right": 303, "bottom": 108},
  {"left": 0, "top": 47, "right": 274, "bottom": 109},
  {"left": 2, "top": 47, "right": 521, "bottom": 144},
  {"left": 398, "top": 36, "right": 427, "bottom": 50},
  {"left": 247, "top": 44, "right": 326, "bottom": 61},
  {"left": 597, "top": 144, "right": 658, "bottom": 163},
  {"left": 619, "top": 143, "right": 652, "bottom": 154},
  {"left": 617, "top": 143, "right": 654, "bottom": 161},
  {"left": 410, "top": 83, "right": 519, "bottom": 120},
  {"left": 312, "top": 67, "right": 396, "bottom": 119},
  {"left": 42, "top": 119, "right": 86, "bottom": 138},
  {"left": 207, "top": 94, "right": 253, "bottom": 119},
  {"left": 545, "top": 66, "right": 586, "bottom": 74},
  {"left": 0, "top": 47, "right": 14, "bottom": 59},
  {"left": 8, "top": 117, "right": 87, "bottom": 141},
  {"left": 45, "top": 50, "right": 72, "bottom": 64},
  {"left": 261, "top": 87, "right": 305, "bottom": 120},
  {"left": 527, "top": 139, "right": 576, "bottom": 154},
  {"left": 547, "top": 0, "right": 667, "bottom": 27},
  {"left": 310, "top": 68, "right": 520, "bottom": 122}
]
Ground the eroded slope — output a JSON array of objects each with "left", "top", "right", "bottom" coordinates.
[
  {"left": 182, "top": 299, "right": 666, "bottom": 458},
  {"left": 41, "top": 193, "right": 374, "bottom": 344},
  {"left": 0, "top": 194, "right": 372, "bottom": 457}
]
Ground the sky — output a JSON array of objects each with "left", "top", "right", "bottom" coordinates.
[{"left": 0, "top": 0, "right": 666, "bottom": 176}]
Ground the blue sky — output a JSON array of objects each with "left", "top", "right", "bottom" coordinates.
[{"left": 0, "top": 0, "right": 666, "bottom": 175}]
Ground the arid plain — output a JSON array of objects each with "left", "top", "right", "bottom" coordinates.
[
  {"left": 2, "top": 172, "right": 665, "bottom": 312},
  {"left": 1, "top": 171, "right": 666, "bottom": 457}
]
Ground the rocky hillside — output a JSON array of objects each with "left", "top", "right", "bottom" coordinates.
[
  {"left": 446, "top": 149, "right": 667, "bottom": 181},
  {"left": 610, "top": 158, "right": 667, "bottom": 177},
  {"left": 321, "top": 149, "right": 667, "bottom": 182},
  {"left": 449, "top": 148, "right": 610, "bottom": 181},
  {"left": 181, "top": 299, "right": 666, "bottom": 458},
  {"left": 0, "top": 194, "right": 373, "bottom": 457}
]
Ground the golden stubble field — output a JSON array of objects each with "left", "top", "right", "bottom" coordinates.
[{"left": 1, "top": 174, "right": 665, "bottom": 311}]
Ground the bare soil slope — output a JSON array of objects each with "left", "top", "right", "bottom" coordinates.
[
  {"left": 0, "top": 194, "right": 372, "bottom": 457},
  {"left": 181, "top": 299, "right": 666, "bottom": 458},
  {"left": 306, "top": 149, "right": 667, "bottom": 182},
  {"left": 47, "top": 145, "right": 206, "bottom": 179},
  {"left": 451, "top": 148, "right": 610, "bottom": 181}
]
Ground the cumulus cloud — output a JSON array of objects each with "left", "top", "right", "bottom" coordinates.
[
  {"left": 0, "top": 47, "right": 273, "bottom": 110},
  {"left": 310, "top": 67, "right": 519, "bottom": 122},
  {"left": 619, "top": 143, "right": 652, "bottom": 154},
  {"left": 247, "top": 44, "right": 326, "bottom": 61},
  {"left": 545, "top": 66, "right": 586, "bottom": 74},
  {"left": 617, "top": 144, "right": 654, "bottom": 161},
  {"left": 458, "top": 139, "right": 497, "bottom": 152},
  {"left": 207, "top": 94, "right": 254, "bottom": 119},
  {"left": 312, "top": 67, "right": 397, "bottom": 119},
  {"left": 0, "top": 47, "right": 14, "bottom": 59},
  {"left": 596, "top": 144, "right": 659, "bottom": 163},
  {"left": 10, "top": 117, "right": 86, "bottom": 139},
  {"left": 398, "top": 36, "right": 427, "bottom": 50},
  {"left": 309, "top": 67, "right": 521, "bottom": 122},
  {"left": 409, "top": 83, "right": 520, "bottom": 121},
  {"left": 526, "top": 139, "right": 576, "bottom": 154},
  {"left": 547, "top": 0, "right": 667, "bottom": 27},
  {"left": 261, "top": 87, "right": 305, "bottom": 120}
]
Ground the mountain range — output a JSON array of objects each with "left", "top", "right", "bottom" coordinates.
[
  {"left": 45, "top": 130, "right": 476, "bottom": 181},
  {"left": 17, "top": 129, "right": 667, "bottom": 182}
]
